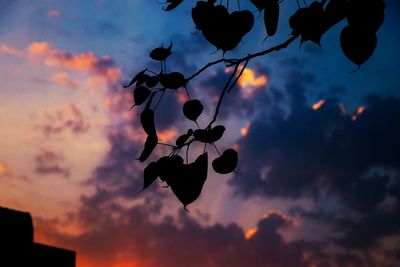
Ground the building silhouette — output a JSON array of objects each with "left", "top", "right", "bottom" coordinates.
[{"left": 0, "top": 206, "right": 76, "bottom": 267}]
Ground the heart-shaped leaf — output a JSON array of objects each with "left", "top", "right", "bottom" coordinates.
[
  {"left": 340, "top": 26, "right": 377, "bottom": 67},
  {"left": 192, "top": 3, "right": 254, "bottom": 52},
  {"left": 289, "top": 2, "right": 328, "bottom": 45},
  {"left": 183, "top": 99, "right": 203, "bottom": 121},
  {"left": 347, "top": 0, "right": 385, "bottom": 33},
  {"left": 169, "top": 153, "right": 208, "bottom": 209},
  {"left": 325, "top": 0, "right": 348, "bottom": 29}
]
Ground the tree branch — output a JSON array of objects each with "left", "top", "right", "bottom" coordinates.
[
  {"left": 186, "top": 34, "right": 299, "bottom": 83},
  {"left": 206, "top": 63, "right": 239, "bottom": 129}
]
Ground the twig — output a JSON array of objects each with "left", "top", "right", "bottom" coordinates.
[
  {"left": 186, "top": 35, "right": 299, "bottom": 83},
  {"left": 207, "top": 63, "right": 240, "bottom": 128},
  {"left": 227, "top": 59, "right": 249, "bottom": 93},
  {"left": 186, "top": 58, "right": 226, "bottom": 82}
]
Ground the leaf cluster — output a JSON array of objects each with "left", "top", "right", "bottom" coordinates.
[{"left": 125, "top": 0, "right": 386, "bottom": 209}]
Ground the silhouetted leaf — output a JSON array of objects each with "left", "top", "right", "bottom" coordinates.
[
  {"left": 209, "top": 125, "right": 225, "bottom": 143},
  {"left": 138, "top": 134, "right": 158, "bottom": 162},
  {"left": 169, "top": 153, "right": 208, "bottom": 209},
  {"left": 264, "top": 2, "right": 279, "bottom": 37},
  {"left": 193, "top": 125, "right": 225, "bottom": 143},
  {"left": 289, "top": 2, "right": 328, "bottom": 45},
  {"left": 347, "top": 0, "right": 385, "bottom": 33},
  {"left": 250, "top": 0, "right": 266, "bottom": 11},
  {"left": 150, "top": 43, "right": 173, "bottom": 61},
  {"left": 193, "top": 129, "right": 209, "bottom": 143},
  {"left": 158, "top": 155, "right": 184, "bottom": 182},
  {"left": 176, "top": 133, "right": 190, "bottom": 147},
  {"left": 162, "top": 0, "right": 184, "bottom": 11},
  {"left": 183, "top": 99, "right": 203, "bottom": 121},
  {"left": 141, "top": 109, "right": 156, "bottom": 136},
  {"left": 143, "top": 161, "right": 159, "bottom": 190},
  {"left": 212, "top": 148, "right": 238, "bottom": 174},
  {"left": 325, "top": 0, "right": 348, "bottom": 29},
  {"left": 134, "top": 85, "right": 151, "bottom": 106},
  {"left": 191, "top": 2, "right": 254, "bottom": 52},
  {"left": 192, "top": 1, "right": 212, "bottom": 31},
  {"left": 340, "top": 26, "right": 377, "bottom": 67},
  {"left": 124, "top": 69, "right": 147, "bottom": 88},
  {"left": 145, "top": 74, "right": 160, "bottom": 88},
  {"left": 160, "top": 72, "right": 186, "bottom": 89}
]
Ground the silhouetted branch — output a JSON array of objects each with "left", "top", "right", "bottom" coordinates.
[
  {"left": 186, "top": 34, "right": 299, "bottom": 83},
  {"left": 207, "top": 63, "right": 239, "bottom": 128}
]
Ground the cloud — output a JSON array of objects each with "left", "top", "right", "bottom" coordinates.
[
  {"left": 34, "top": 103, "right": 90, "bottom": 137},
  {"left": 0, "top": 44, "right": 23, "bottom": 57},
  {"left": 34, "top": 147, "right": 70, "bottom": 177},
  {"left": 51, "top": 72, "right": 78, "bottom": 89},
  {"left": 27, "top": 41, "right": 121, "bottom": 84},
  {"left": 0, "top": 162, "right": 6, "bottom": 174},
  {"left": 48, "top": 9, "right": 61, "bottom": 18},
  {"left": 227, "top": 67, "right": 400, "bottom": 257},
  {"left": 197, "top": 65, "right": 274, "bottom": 120},
  {"left": 37, "top": 199, "right": 322, "bottom": 267},
  {"left": 28, "top": 42, "right": 50, "bottom": 56}
]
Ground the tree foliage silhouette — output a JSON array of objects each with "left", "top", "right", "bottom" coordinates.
[{"left": 125, "top": 0, "right": 386, "bottom": 209}]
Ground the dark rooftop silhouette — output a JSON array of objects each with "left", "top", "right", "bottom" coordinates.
[{"left": 0, "top": 206, "right": 75, "bottom": 267}]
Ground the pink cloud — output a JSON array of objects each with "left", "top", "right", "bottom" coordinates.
[
  {"left": 0, "top": 44, "right": 23, "bottom": 57},
  {"left": 27, "top": 41, "right": 121, "bottom": 84},
  {"left": 34, "top": 148, "right": 70, "bottom": 177},
  {"left": 28, "top": 42, "right": 51, "bottom": 56},
  {"left": 51, "top": 72, "right": 78, "bottom": 89},
  {"left": 34, "top": 103, "right": 90, "bottom": 137},
  {"left": 48, "top": 9, "right": 61, "bottom": 18}
]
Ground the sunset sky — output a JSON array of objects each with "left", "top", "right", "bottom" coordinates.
[{"left": 1, "top": 1, "right": 400, "bottom": 266}]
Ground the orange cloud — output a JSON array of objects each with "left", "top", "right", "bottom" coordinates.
[
  {"left": 245, "top": 227, "right": 258, "bottom": 239},
  {"left": 245, "top": 210, "right": 295, "bottom": 240},
  {"left": 158, "top": 129, "right": 178, "bottom": 143},
  {"left": 0, "top": 44, "right": 23, "bottom": 57},
  {"left": 225, "top": 65, "right": 268, "bottom": 98},
  {"left": 238, "top": 67, "right": 267, "bottom": 89},
  {"left": 0, "top": 162, "right": 5, "bottom": 174},
  {"left": 240, "top": 122, "right": 251, "bottom": 137},
  {"left": 51, "top": 72, "right": 78, "bottom": 89},
  {"left": 312, "top": 99, "right": 325, "bottom": 110},
  {"left": 352, "top": 105, "right": 365, "bottom": 121},
  {"left": 45, "top": 51, "right": 121, "bottom": 82},
  {"left": 28, "top": 42, "right": 50, "bottom": 56},
  {"left": 27, "top": 41, "right": 121, "bottom": 84}
]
